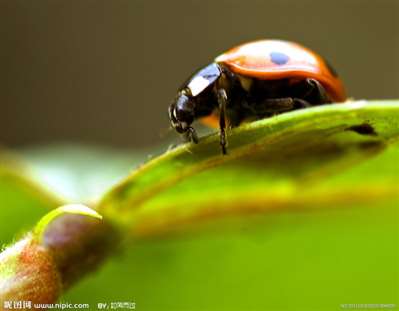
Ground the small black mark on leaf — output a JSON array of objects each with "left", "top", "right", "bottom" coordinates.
[{"left": 346, "top": 123, "right": 377, "bottom": 136}]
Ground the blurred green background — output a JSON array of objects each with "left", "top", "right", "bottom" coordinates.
[{"left": 1, "top": 0, "right": 398, "bottom": 148}]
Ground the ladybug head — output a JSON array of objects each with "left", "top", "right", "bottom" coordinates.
[{"left": 168, "top": 92, "right": 198, "bottom": 143}]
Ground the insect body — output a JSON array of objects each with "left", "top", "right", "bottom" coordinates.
[{"left": 168, "top": 39, "right": 346, "bottom": 154}]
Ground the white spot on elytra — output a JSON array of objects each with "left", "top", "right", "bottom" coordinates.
[{"left": 188, "top": 76, "right": 210, "bottom": 96}]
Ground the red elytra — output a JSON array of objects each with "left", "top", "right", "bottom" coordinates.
[{"left": 215, "top": 39, "right": 346, "bottom": 102}]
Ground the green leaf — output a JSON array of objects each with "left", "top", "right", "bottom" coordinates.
[
  {"left": 63, "top": 100, "right": 399, "bottom": 310},
  {"left": 99, "top": 100, "right": 399, "bottom": 234}
]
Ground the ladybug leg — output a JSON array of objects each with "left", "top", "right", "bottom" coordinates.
[
  {"left": 306, "top": 78, "right": 331, "bottom": 105},
  {"left": 216, "top": 88, "right": 228, "bottom": 155},
  {"left": 295, "top": 78, "right": 331, "bottom": 106},
  {"left": 292, "top": 98, "right": 311, "bottom": 108},
  {"left": 291, "top": 78, "right": 331, "bottom": 105},
  {"left": 181, "top": 126, "right": 198, "bottom": 144},
  {"left": 253, "top": 97, "right": 297, "bottom": 116},
  {"left": 251, "top": 97, "right": 312, "bottom": 118},
  {"left": 186, "top": 126, "right": 199, "bottom": 144}
]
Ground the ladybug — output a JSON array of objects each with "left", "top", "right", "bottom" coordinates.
[{"left": 168, "top": 39, "right": 346, "bottom": 154}]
